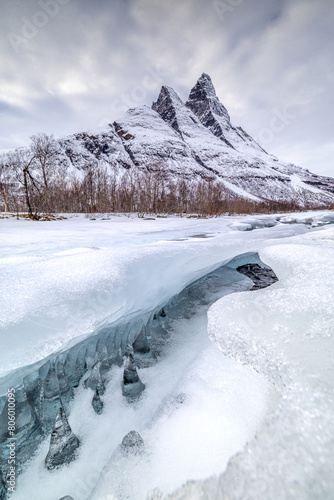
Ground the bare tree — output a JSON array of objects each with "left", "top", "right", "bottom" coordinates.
[
  {"left": 30, "top": 133, "right": 58, "bottom": 191},
  {"left": 0, "top": 153, "right": 16, "bottom": 212},
  {"left": 6, "top": 148, "right": 42, "bottom": 218}
]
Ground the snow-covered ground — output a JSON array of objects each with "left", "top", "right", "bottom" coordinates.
[{"left": 0, "top": 211, "right": 333, "bottom": 500}]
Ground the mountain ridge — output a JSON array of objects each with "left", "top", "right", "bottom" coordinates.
[{"left": 13, "top": 74, "right": 334, "bottom": 207}]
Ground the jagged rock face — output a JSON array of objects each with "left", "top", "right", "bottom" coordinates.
[
  {"left": 236, "top": 263, "right": 279, "bottom": 290},
  {"left": 152, "top": 86, "right": 184, "bottom": 136},
  {"left": 150, "top": 82, "right": 334, "bottom": 205},
  {"left": 113, "top": 106, "right": 203, "bottom": 178},
  {"left": 57, "top": 127, "right": 133, "bottom": 172},
  {"left": 92, "top": 389, "right": 104, "bottom": 415},
  {"left": 186, "top": 73, "right": 265, "bottom": 153},
  {"left": 188, "top": 73, "right": 231, "bottom": 122},
  {"left": 186, "top": 73, "right": 234, "bottom": 147},
  {"left": 45, "top": 408, "right": 80, "bottom": 470},
  {"left": 122, "top": 354, "right": 145, "bottom": 401},
  {"left": 120, "top": 430, "right": 145, "bottom": 455}
]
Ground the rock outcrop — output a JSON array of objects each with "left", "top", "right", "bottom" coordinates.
[{"left": 236, "top": 263, "right": 279, "bottom": 290}]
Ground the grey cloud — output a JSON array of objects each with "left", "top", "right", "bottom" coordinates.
[{"left": 0, "top": 0, "right": 333, "bottom": 176}]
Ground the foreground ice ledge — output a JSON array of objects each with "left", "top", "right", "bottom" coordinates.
[{"left": 0, "top": 250, "right": 281, "bottom": 477}]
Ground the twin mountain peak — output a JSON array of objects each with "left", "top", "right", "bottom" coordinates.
[{"left": 58, "top": 73, "right": 334, "bottom": 206}]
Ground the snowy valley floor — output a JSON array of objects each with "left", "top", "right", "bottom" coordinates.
[{"left": 0, "top": 212, "right": 333, "bottom": 500}]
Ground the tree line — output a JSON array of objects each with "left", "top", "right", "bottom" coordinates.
[{"left": 0, "top": 133, "right": 312, "bottom": 218}]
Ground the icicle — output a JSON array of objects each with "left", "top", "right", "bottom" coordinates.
[
  {"left": 45, "top": 408, "right": 80, "bottom": 470},
  {"left": 133, "top": 326, "right": 151, "bottom": 355},
  {"left": 92, "top": 389, "right": 103, "bottom": 415},
  {"left": 122, "top": 353, "right": 145, "bottom": 401}
]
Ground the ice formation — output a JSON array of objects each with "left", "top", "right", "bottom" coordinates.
[
  {"left": 45, "top": 408, "right": 80, "bottom": 470},
  {"left": 122, "top": 353, "right": 146, "bottom": 402},
  {"left": 120, "top": 431, "right": 145, "bottom": 455},
  {"left": 91, "top": 389, "right": 103, "bottom": 415}
]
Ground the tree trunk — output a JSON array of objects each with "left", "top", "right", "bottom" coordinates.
[{"left": 23, "top": 167, "right": 33, "bottom": 218}]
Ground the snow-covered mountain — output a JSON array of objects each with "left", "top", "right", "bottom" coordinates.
[{"left": 56, "top": 74, "right": 334, "bottom": 206}]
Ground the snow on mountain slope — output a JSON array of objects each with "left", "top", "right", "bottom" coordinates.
[
  {"left": 113, "top": 105, "right": 206, "bottom": 178},
  {"left": 20, "top": 74, "right": 334, "bottom": 206},
  {"left": 184, "top": 73, "right": 334, "bottom": 204},
  {"left": 56, "top": 126, "right": 134, "bottom": 174}
]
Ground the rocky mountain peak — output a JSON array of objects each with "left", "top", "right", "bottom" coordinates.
[
  {"left": 152, "top": 86, "right": 185, "bottom": 135},
  {"left": 186, "top": 73, "right": 230, "bottom": 123}
]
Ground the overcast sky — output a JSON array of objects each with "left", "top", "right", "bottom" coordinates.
[{"left": 1, "top": 0, "right": 333, "bottom": 176}]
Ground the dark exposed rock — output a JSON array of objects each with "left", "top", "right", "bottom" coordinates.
[
  {"left": 122, "top": 354, "right": 145, "bottom": 401},
  {"left": 120, "top": 430, "right": 145, "bottom": 455},
  {"left": 186, "top": 74, "right": 230, "bottom": 128},
  {"left": 152, "top": 86, "right": 184, "bottom": 136},
  {"left": 236, "top": 263, "right": 278, "bottom": 290},
  {"left": 45, "top": 408, "right": 80, "bottom": 470},
  {"left": 59, "top": 496, "right": 74, "bottom": 500},
  {"left": 186, "top": 73, "right": 265, "bottom": 153},
  {"left": 92, "top": 389, "right": 104, "bottom": 415}
]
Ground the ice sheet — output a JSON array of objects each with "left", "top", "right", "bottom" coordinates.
[{"left": 0, "top": 212, "right": 324, "bottom": 376}]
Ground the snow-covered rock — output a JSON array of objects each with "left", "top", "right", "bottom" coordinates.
[{"left": 42, "top": 74, "right": 334, "bottom": 207}]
